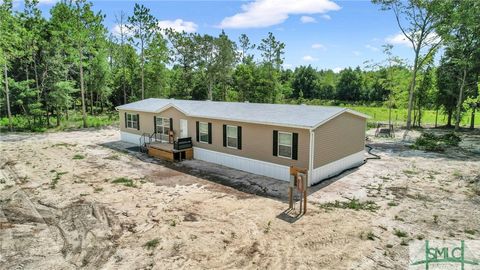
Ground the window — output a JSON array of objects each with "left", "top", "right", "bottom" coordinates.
[
  {"left": 199, "top": 122, "right": 209, "bottom": 143},
  {"left": 126, "top": 113, "right": 138, "bottom": 129},
  {"left": 226, "top": 125, "right": 238, "bottom": 148},
  {"left": 278, "top": 132, "right": 292, "bottom": 158},
  {"left": 156, "top": 117, "right": 170, "bottom": 142}
]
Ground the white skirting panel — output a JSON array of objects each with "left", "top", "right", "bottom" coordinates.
[
  {"left": 310, "top": 150, "right": 365, "bottom": 186},
  {"left": 193, "top": 147, "right": 291, "bottom": 181},
  {"left": 120, "top": 131, "right": 142, "bottom": 145}
]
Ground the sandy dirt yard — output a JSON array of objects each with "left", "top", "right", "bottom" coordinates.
[{"left": 0, "top": 127, "right": 479, "bottom": 270}]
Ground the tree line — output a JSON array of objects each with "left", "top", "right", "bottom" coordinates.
[{"left": 0, "top": 0, "right": 479, "bottom": 132}]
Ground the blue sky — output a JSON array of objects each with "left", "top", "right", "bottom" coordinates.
[{"left": 22, "top": 0, "right": 415, "bottom": 71}]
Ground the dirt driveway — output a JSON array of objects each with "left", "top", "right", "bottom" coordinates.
[{"left": 0, "top": 127, "right": 479, "bottom": 269}]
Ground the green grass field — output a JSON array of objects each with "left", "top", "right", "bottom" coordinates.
[{"left": 345, "top": 105, "right": 479, "bottom": 128}]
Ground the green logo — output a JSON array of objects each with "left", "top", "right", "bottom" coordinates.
[{"left": 410, "top": 240, "right": 480, "bottom": 270}]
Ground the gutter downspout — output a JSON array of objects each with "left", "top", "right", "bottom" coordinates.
[{"left": 308, "top": 128, "right": 315, "bottom": 186}]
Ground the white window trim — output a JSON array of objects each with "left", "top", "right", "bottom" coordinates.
[
  {"left": 199, "top": 122, "right": 209, "bottom": 144},
  {"left": 126, "top": 113, "right": 138, "bottom": 130},
  {"left": 226, "top": 125, "right": 238, "bottom": 149},
  {"left": 155, "top": 117, "right": 170, "bottom": 142},
  {"left": 277, "top": 131, "right": 293, "bottom": 159}
]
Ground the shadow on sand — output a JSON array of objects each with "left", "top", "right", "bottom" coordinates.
[{"left": 99, "top": 140, "right": 360, "bottom": 223}]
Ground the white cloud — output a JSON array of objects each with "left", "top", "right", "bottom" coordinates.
[
  {"left": 300, "top": 16, "right": 317, "bottom": 24},
  {"left": 157, "top": 19, "right": 198, "bottom": 33},
  {"left": 218, "top": 0, "right": 340, "bottom": 29},
  {"left": 385, "top": 32, "right": 441, "bottom": 48},
  {"left": 333, "top": 67, "right": 343, "bottom": 73},
  {"left": 112, "top": 19, "right": 198, "bottom": 37},
  {"left": 311, "top": 43, "right": 326, "bottom": 50},
  {"left": 365, "top": 44, "right": 379, "bottom": 51},
  {"left": 320, "top": 14, "right": 331, "bottom": 20},
  {"left": 353, "top": 51, "right": 361, "bottom": 56},
  {"left": 38, "top": 0, "right": 57, "bottom": 4},
  {"left": 385, "top": 33, "right": 411, "bottom": 47},
  {"left": 302, "top": 55, "right": 318, "bottom": 62},
  {"left": 112, "top": 24, "right": 133, "bottom": 37}
]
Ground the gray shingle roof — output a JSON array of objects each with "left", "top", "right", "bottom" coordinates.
[{"left": 116, "top": 98, "right": 368, "bottom": 129}]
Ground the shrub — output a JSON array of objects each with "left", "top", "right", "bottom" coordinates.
[
  {"left": 412, "top": 132, "right": 461, "bottom": 152},
  {"left": 144, "top": 238, "right": 160, "bottom": 250},
  {"left": 393, "top": 229, "right": 408, "bottom": 238},
  {"left": 112, "top": 177, "right": 137, "bottom": 188},
  {"left": 320, "top": 198, "right": 380, "bottom": 212}
]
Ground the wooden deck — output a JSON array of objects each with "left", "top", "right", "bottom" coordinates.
[{"left": 147, "top": 142, "right": 193, "bottom": 162}]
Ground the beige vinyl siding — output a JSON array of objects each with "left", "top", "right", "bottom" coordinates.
[
  {"left": 119, "top": 107, "right": 310, "bottom": 168},
  {"left": 313, "top": 112, "right": 366, "bottom": 168},
  {"left": 119, "top": 110, "right": 156, "bottom": 135}
]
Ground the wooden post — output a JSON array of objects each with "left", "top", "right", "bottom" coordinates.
[
  {"left": 289, "top": 166, "right": 308, "bottom": 215},
  {"left": 303, "top": 190, "right": 307, "bottom": 214},
  {"left": 288, "top": 186, "right": 293, "bottom": 209}
]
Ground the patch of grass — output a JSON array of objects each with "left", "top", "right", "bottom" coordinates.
[
  {"left": 416, "top": 234, "right": 425, "bottom": 240},
  {"left": 144, "top": 238, "right": 160, "bottom": 250},
  {"left": 406, "top": 192, "right": 433, "bottom": 202},
  {"left": 464, "top": 229, "right": 476, "bottom": 235},
  {"left": 1, "top": 112, "right": 118, "bottom": 133},
  {"left": 402, "top": 169, "right": 418, "bottom": 175},
  {"left": 433, "top": 214, "right": 439, "bottom": 224},
  {"left": 3, "top": 185, "right": 13, "bottom": 190},
  {"left": 387, "top": 201, "right": 398, "bottom": 207},
  {"left": 72, "top": 154, "right": 85, "bottom": 160},
  {"left": 393, "top": 229, "right": 408, "bottom": 238},
  {"left": 320, "top": 198, "right": 380, "bottom": 212},
  {"left": 400, "top": 239, "right": 409, "bottom": 246},
  {"left": 80, "top": 193, "right": 89, "bottom": 197},
  {"left": 360, "top": 231, "right": 376, "bottom": 241},
  {"left": 52, "top": 142, "right": 76, "bottom": 148},
  {"left": 263, "top": 221, "right": 272, "bottom": 234},
  {"left": 386, "top": 244, "right": 393, "bottom": 248},
  {"left": 51, "top": 171, "right": 68, "bottom": 189},
  {"left": 169, "top": 219, "right": 177, "bottom": 227},
  {"left": 104, "top": 154, "right": 120, "bottom": 160},
  {"left": 111, "top": 177, "right": 137, "bottom": 188},
  {"left": 94, "top": 187, "right": 103, "bottom": 193}
]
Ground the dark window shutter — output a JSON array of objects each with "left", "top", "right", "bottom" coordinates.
[
  {"left": 153, "top": 116, "right": 157, "bottom": 133},
  {"left": 273, "top": 130, "right": 278, "bottom": 156},
  {"left": 137, "top": 114, "right": 140, "bottom": 130},
  {"left": 196, "top": 121, "right": 199, "bottom": 142},
  {"left": 292, "top": 133, "right": 298, "bottom": 160},
  {"left": 169, "top": 118, "right": 173, "bottom": 131},
  {"left": 237, "top": 126, "right": 242, "bottom": 150},
  {"left": 124, "top": 112, "right": 127, "bottom": 128},
  {"left": 208, "top": 123, "right": 212, "bottom": 144},
  {"left": 223, "top": 125, "right": 227, "bottom": 147}
]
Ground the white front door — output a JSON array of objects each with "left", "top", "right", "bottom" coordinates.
[{"left": 180, "top": 119, "right": 188, "bottom": 138}]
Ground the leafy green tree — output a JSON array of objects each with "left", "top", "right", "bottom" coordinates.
[
  {"left": 214, "top": 30, "right": 237, "bottom": 100},
  {"left": 233, "top": 62, "right": 256, "bottom": 102},
  {"left": 258, "top": 32, "right": 285, "bottom": 103},
  {"left": 144, "top": 32, "right": 169, "bottom": 98},
  {"left": 292, "top": 65, "right": 318, "bottom": 99},
  {"left": 238, "top": 33, "right": 255, "bottom": 64},
  {"left": 373, "top": 0, "right": 442, "bottom": 129},
  {"left": 336, "top": 68, "right": 362, "bottom": 101},
  {"left": 434, "top": 0, "right": 480, "bottom": 130},
  {"left": 0, "top": 0, "right": 22, "bottom": 131},
  {"left": 49, "top": 81, "right": 77, "bottom": 126},
  {"left": 128, "top": 4, "right": 157, "bottom": 100}
]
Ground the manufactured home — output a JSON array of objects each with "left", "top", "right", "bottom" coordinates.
[{"left": 116, "top": 98, "right": 369, "bottom": 186}]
